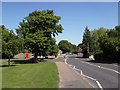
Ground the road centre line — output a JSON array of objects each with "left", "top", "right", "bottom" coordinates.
[
  {"left": 81, "top": 62, "right": 120, "bottom": 74},
  {"left": 64, "top": 57, "right": 103, "bottom": 90},
  {"left": 113, "top": 64, "right": 119, "bottom": 67}
]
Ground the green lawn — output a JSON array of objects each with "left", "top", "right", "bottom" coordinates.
[{"left": 2, "top": 61, "right": 59, "bottom": 88}]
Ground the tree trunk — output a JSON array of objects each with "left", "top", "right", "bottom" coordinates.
[{"left": 34, "top": 52, "right": 38, "bottom": 63}]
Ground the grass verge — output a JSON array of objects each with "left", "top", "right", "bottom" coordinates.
[
  {"left": 55, "top": 55, "right": 64, "bottom": 61},
  {"left": 2, "top": 61, "right": 59, "bottom": 88}
]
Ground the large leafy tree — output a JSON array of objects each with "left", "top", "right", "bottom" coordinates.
[
  {"left": 58, "top": 40, "right": 77, "bottom": 54},
  {"left": 91, "top": 28, "right": 107, "bottom": 54},
  {"left": 58, "top": 40, "right": 70, "bottom": 53},
  {"left": 16, "top": 10, "right": 63, "bottom": 62}
]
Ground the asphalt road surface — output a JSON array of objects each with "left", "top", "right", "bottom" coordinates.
[{"left": 66, "top": 55, "right": 119, "bottom": 89}]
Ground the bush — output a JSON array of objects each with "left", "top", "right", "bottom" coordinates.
[{"left": 94, "top": 52, "right": 104, "bottom": 61}]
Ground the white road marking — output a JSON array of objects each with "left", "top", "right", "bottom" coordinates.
[
  {"left": 82, "top": 74, "right": 96, "bottom": 81},
  {"left": 65, "top": 58, "right": 67, "bottom": 64},
  {"left": 81, "top": 61, "right": 120, "bottom": 74},
  {"left": 113, "top": 64, "right": 119, "bottom": 67},
  {"left": 81, "top": 70, "right": 83, "bottom": 75},
  {"left": 64, "top": 57, "right": 103, "bottom": 90},
  {"left": 73, "top": 66, "right": 75, "bottom": 69},
  {"left": 96, "top": 81, "right": 103, "bottom": 90}
]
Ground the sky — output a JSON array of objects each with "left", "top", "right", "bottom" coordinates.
[{"left": 2, "top": 2, "right": 118, "bottom": 45}]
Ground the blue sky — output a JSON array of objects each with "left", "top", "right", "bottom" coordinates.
[{"left": 2, "top": 2, "right": 118, "bottom": 45}]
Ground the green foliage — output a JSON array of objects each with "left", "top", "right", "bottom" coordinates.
[
  {"left": 1, "top": 25, "right": 21, "bottom": 59},
  {"left": 58, "top": 40, "right": 70, "bottom": 53},
  {"left": 0, "top": 26, "right": 2, "bottom": 54},
  {"left": 81, "top": 25, "right": 120, "bottom": 62},
  {"left": 99, "top": 29, "right": 120, "bottom": 62},
  {"left": 50, "top": 44, "right": 59, "bottom": 57},
  {"left": 91, "top": 28, "right": 107, "bottom": 54},
  {"left": 82, "top": 26, "right": 91, "bottom": 57},
  {"left": 70, "top": 44, "right": 78, "bottom": 53},
  {"left": 16, "top": 10, "right": 64, "bottom": 60},
  {"left": 50, "top": 39, "right": 59, "bottom": 57},
  {"left": 82, "top": 26, "right": 91, "bottom": 45},
  {"left": 58, "top": 40, "right": 77, "bottom": 54}
]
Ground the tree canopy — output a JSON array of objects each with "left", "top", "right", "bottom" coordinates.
[
  {"left": 16, "top": 10, "right": 64, "bottom": 62},
  {"left": 58, "top": 40, "right": 77, "bottom": 54},
  {"left": 1, "top": 25, "right": 21, "bottom": 59}
]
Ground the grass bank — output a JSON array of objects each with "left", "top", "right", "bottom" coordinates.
[
  {"left": 2, "top": 61, "right": 59, "bottom": 88},
  {"left": 55, "top": 55, "right": 64, "bottom": 61}
]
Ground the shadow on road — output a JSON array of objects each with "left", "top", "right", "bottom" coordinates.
[
  {"left": 86, "top": 59, "right": 120, "bottom": 64},
  {"left": 69, "top": 55, "right": 120, "bottom": 64},
  {"left": 70, "top": 56, "right": 83, "bottom": 58}
]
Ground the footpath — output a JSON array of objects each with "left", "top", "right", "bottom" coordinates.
[{"left": 55, "top": 61, "right": 93, "bottom": 88}]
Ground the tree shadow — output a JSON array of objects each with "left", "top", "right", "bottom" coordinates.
[
  {"left": 0, "top": 64, "right": 16, "bottom": 67},
  {"left": 69, "top": 56, "right": 83, "bottom": 58},
  {"left": 69, "top": 55, "right": 120, "bottom": 64},
  {"left": 76, "top": 56, "right": 85, "bottom": 58},
  {"left": 86, "top": 59, "right": 120, "bottom": 64},
  {"left": 12, "top": 60, "right": 36, "bottom": 64},
  {"left": 11, "top": 58, "right": 45, "bottom": 64}
]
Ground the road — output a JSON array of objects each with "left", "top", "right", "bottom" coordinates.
[{"left": 65, "top": 55, "right": 119, "bottom": 89}]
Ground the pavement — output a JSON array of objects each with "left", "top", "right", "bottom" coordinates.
[{"left": 55, "top": 61, "right": 93, "bottom": 88}]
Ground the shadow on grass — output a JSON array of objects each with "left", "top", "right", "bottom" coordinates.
[
  {"left": 11, "top": 58, "right": 45, "bottom": 64},
  {"left": 0, "top": 65, "right": 16, "bottom": 67}
]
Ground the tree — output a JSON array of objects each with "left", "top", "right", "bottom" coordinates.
[
  {"left": 98, "top": 26, "right": 120, "bottom": 62},
  {"left": 1, "top": 25, "right": 21, "bottom": 66},
  {"left": 82, "top": 26, "right": 91, "bottom": 57},
  {"left": 48, "top": 38, "right": 59, "bottom": 57},
  {"left": 0, "top": 26, "right": 2, "bottom": 58},
  {"left": 16, "top": 10, "right": 64, "bottom": 62},
  {"left": 58, "top": 40, "right": 77, "bottom": 54},
  {"left": 70, "top": 44, "right": 77, "bottom": 54},
  {"left": 91, "top": 28, "right": 107, "bottom": 55},
  {"left": 58, "top": 40, "right": 70, "bottom": 53}
]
